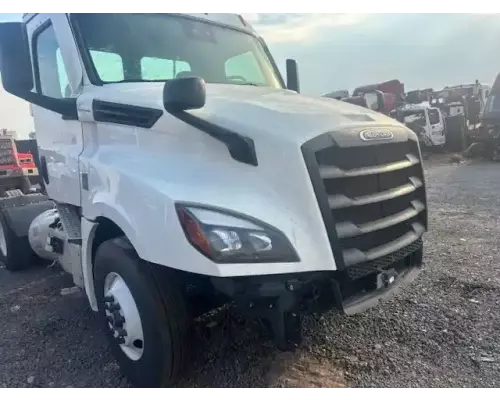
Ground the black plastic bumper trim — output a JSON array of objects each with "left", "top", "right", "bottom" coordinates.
[{"left": 339, "top": 265, "right": 422, "bottom": 315}]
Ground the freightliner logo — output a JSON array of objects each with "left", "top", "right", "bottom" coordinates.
[{"left": 359, "top": 129, "right": 394, "bottom": 141}]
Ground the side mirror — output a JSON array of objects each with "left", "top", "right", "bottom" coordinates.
[
  {"left": 163, "top": 77, "right": 206, "bottom": 112},
  {"left": 0, "top": 22, "right": 34, "bottom": 95},
  {"left": 0, "top": 22, "right": 78, "bottom": 118},
  {"left": 286, "top": 59, "right": 300, "bottom": 93},
  {"left": 363, "top": 90, "right": 385, "bottom": 112}
]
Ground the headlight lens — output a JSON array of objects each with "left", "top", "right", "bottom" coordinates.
[{"left": 176, "top": 204, "right": 300, "bottom": 264}]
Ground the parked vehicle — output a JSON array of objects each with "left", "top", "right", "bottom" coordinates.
[
  {"left": 0, "top": 13, "right": 427, "bottom": 387},
  {"left": 323, "top": 89, "right": 349, "bottom": 100},
  {"left": 392, "top": 103, "right": 446, "bottom": 150},
  {"left": 477, "top": 73, "right": 500, "bottom": 160},
  {"left": 0, "top": 136, "right": 39, "bottom": 196},
  {"left": 431, "top": 81, "right": 491, "bottom": 150},
  {"left": 353, "top": 79, "right": 406, "bottom": 114}
]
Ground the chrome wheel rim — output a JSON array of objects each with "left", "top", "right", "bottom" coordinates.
[{"left": 103, "top": 272, "right": 144, "bottom": 361}]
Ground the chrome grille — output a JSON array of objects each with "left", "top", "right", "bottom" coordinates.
[{"left": 302, "top": 134, "right": 427, "bottom": 271}]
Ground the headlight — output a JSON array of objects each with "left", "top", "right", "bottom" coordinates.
[{"left": 175, "top": 204, "right": 299, "bottom": 264}]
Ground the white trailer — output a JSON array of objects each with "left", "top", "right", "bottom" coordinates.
[{"left": 0, "top": 13, "right": 427, "bottom": 387}]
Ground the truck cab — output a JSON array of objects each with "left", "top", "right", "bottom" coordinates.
[
  {"left": 397, "top": 103, "right": 446, "bottom": 148},
  {"left": 0, "top": 13, "right": 427, "bottom": 387}
]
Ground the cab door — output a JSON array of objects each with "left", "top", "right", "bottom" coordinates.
[
  {"left": 26, "top": 13, "right": 84, "bottom": 205},
  {"left": 428, "top": 108, "right": 446, "bottom": 146}
]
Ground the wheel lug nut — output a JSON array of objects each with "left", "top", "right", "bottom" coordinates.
[
  {"left": 117, "top": 328, "right": 127, "bottom": 337},
  {"left": 113, "top": 314, "right": 125, "bottom": 327},
  {"left": 104, "top": 295, "right": 114, "bottom": 303},
  {"left": 109, "top": 303, "right": 121, "bottom": 312}
]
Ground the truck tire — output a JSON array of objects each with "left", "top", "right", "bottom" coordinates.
[
  {"left": 0, "top": 193, "right": 53, "bottom": 271},
  {"left": 445, "top": 115, "right": 467, "bottom": 153},
  {"left": 94, "top": 237, "right": 190, "bottom": 387},
  {"left": 0, "top": 210, "right": 33, "bottom": 271}
]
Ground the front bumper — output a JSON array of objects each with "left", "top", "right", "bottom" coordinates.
[{"left": 211, "top": 242, "right": 423, "bottom": 349}]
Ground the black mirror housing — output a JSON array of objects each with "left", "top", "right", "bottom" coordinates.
[
  {"left": 286, "top": 59, "right": 300, "bottom": 93},
  {"left": 0, "top": 22, "right": 34, "bottom": 95},
  {"left": 0, "top": 22, "right": 77, "bottom": 118},
  {"left": 163, "top": 77, "right": 206, "bottom": 112}
]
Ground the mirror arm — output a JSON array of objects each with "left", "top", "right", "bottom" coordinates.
[
  {"left": 167, "top": 109, "right": 258, "bottom": 166},
  {"left": 13, "top": 91, "right": 78, "bottom": 119}
]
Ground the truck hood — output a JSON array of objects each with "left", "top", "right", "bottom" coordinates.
[{"left": 84, "top": 82, "right": 406, "bottom": 144}]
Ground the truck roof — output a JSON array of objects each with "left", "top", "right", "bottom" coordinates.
[
  {"left": 399, "top": 102, "right": 434, "bottom": 111},
  {"left": 23, "top": 13, "right": 256, "bottom": 34}
]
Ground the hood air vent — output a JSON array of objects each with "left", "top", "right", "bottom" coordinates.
[{"left": 92, "top": 100, "right": 163, "bottom": 128}]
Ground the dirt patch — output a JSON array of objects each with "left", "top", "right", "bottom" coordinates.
[{"left": 266, "top": 352, "right": 346, "bottom": 388}]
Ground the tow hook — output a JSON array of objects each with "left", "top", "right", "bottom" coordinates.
[{"left": 377, "top": 269, "right": 398, "bottom": 289}]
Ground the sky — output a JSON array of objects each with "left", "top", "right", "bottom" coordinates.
[{"left": 2, "top": 13, "right": 500, "bottom": 138}]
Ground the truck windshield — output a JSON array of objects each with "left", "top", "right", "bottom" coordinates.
[
  {"left": 428, "top": 109, "right": 440, "bottom": 125},
  {"left": 71, "top": 13, "right": 283, "bottom": 88},
  {"left": 402, "top": 111, "right": 427, "bottom": 127}
]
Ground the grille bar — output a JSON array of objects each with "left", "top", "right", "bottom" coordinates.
[
  {"left": 336, "top": 200, "right": 425, "bottom": 239},
  {"left": 320, "top": 153, "right": 419, "bottom": 179},
  {"left": 342, "top": 222, "right": 425, "bottom": 267},
  {"left": 328, "top": 176, "right": 423, "bottom": 209}
]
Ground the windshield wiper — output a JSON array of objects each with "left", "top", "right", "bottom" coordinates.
[
  {"left": 105, "top": 79, "right": 168, "bottom": 84},
  {"left": 233, "top": 82, "right": 261, "bottom": 87}
]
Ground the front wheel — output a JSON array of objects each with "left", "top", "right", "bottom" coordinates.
[{"left": 94, "top": 237, "right": 190, "bottom": 387}]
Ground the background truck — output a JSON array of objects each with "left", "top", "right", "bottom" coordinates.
[
  {"left": 429, "top": 81, "right": 491, "bottom": 151},
  {"left": 476, "top": 73, "right": 500, "bottom": 160},
  {"left": 0, "top": 13, "right": 427, "bottom": 387},
  {"left": 0, "top": 135, "right": 39, "bottom": 196},
  {"left": 390, "top": 102, "right": 447, "bottom": 151},
  {"left": 352, "top": 79, "right": 406, "bottom": 114},
  {"left": 322, "top": 89, "right": 349, "bottom": 100}
]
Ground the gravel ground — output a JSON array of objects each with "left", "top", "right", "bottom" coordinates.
[{"left": 1, "top": 155, "right": 500, "bottom": 388}]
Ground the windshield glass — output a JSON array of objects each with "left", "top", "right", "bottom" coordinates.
[
  {"left": 428, "top": 109, "right": 440, "bottom": 125},
  {"left": 72, "top": 13, "right": 283, "bottom": 88},
  {"left": 485, "top": 94, "right": 500, "bottom": 114},
  {"left": 402, "top": 110, "right": 427, "bottom": 127}
]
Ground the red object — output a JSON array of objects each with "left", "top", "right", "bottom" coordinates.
[
  {"left": 381, "top": 93, "right": 397, "bottom": 113},
  {"left": 17, "top": 152, "right": 36, "bottom": 169},
  {"left": 0, "top": 139, "right": 37, "bottom": 173},
  {"left": 353, "top": 80, "right": 405, "bottom": 98}
]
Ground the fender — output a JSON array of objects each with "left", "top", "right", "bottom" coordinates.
[{"left": 81, "top": 202, "right": 142, "bottom": 311}]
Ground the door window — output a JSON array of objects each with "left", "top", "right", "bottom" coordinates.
[
  {"left": 428, "top": 109, "right": 440, "bottom": 125},
  {"left": 34, "top": 23, "right": 71, "bottom": 98}
]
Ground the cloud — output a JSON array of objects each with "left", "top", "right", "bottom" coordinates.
[{"left": 243, "top": 13, "right": 369, "bottom": 44}]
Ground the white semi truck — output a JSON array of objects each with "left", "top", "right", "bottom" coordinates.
[{"left": 0, "top": 13, "right": 428, "bottom": 387}]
